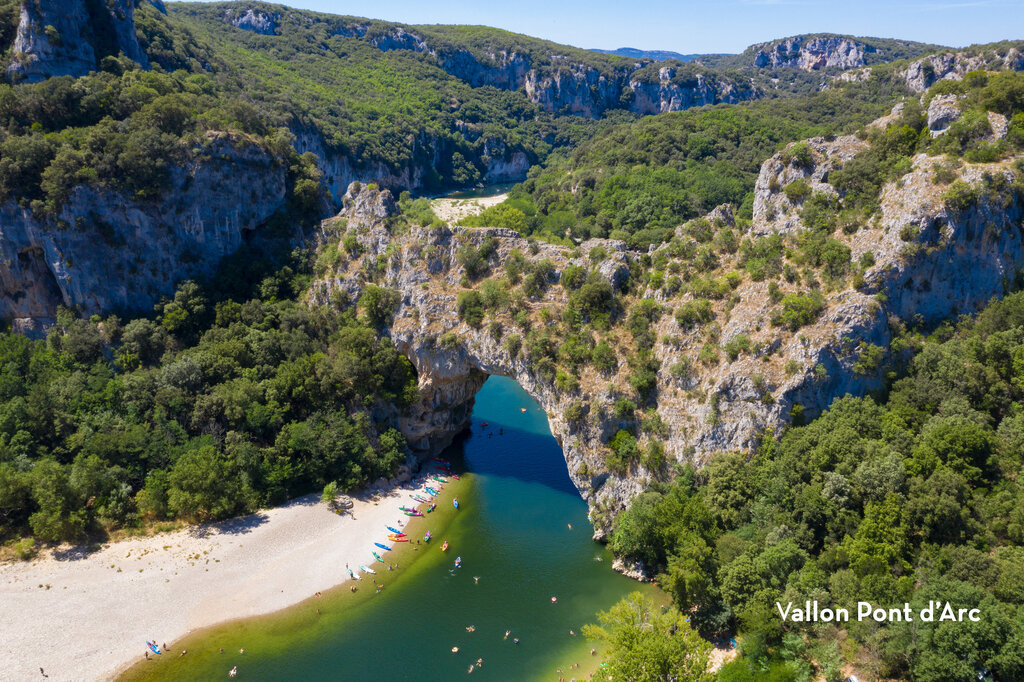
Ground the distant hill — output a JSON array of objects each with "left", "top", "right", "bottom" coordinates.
[{"left": 589, "top": 47, "right": 703, "bottom": 62}]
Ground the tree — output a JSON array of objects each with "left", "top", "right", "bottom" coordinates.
[
  {"left": 167, "top": 445, "right": 241, "bottom": 521},
  {"left": 359, "top": 286, "right": 401, "bottom": 329},
  {"left": 583, "top": 591, "right": 713, "bottom": 682},
  {"left": 28, "top": 459, "right": 87, "bottom": 542}
]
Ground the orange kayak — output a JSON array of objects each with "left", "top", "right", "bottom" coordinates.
[{"left": 441, "top": 540, "right": 449, "bottom": 552}]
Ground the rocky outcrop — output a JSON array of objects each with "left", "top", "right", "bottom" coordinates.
[
  {"left": 0, "top": 134, "right": 288, "bottom": 331},
  {"left": 225, "top": 8, "right": 279, "bottom": 35},
  {"left": 751, "top": 36, "right": 874, "bottom": 71},
  {"left": 927, "top": 94, "right": 963, "bottom": 136},
  {"left": 752, "top": 136, "right": 868, "bottom": 235},
  {"left": 628, "top": 66, "right": 749, "bottom": 115},
  {"left": 899, "top": 47, "right": 1024, "bottom": 92},
  {"left": 851, "top": 155, "right": 1024, "bottom": 325},
  {"left": 6, "top": 0, "right": 148, "bottom": 83},
  {"left": 523, "top": 63, "right": 753, "bottom": 117}
]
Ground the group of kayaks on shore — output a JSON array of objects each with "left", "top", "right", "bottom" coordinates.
[{"left": 352, "top": 459, "right": 465, "bottom": 583}]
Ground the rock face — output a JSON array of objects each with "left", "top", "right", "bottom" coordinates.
[
  {"left": 752, "top": 136, "right": 868, "bottom": 235},
  {"left": 927, "top": 94, "right": 963, "bottom": 136},
  {"left": 225, "top": 8, "right": 279, "bottom": 35},
  {"left": 899, "top": 47, "right": 1024, "bottom": 92},
  {"left": 312, "top": 135, "right": 1024, "bottom": 533},
  {"left": 524, "top": 63, "right": 752, "bottom": 117},
  {"left": 751, "top": 36, "right": 874, "bottom": 71},
  {"left": 0, "top": 134, "right": 288, "bottom": 332},
  {"left": 6, "top": 0, "right": 148, "bottom": 83}
]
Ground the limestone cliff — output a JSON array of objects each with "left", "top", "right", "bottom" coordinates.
[
  {"left": 0, "top": 134, "right": 288, "bottom": 333},
  {"left": 750, "top": 36, "right": 874, "bottom": 71},
  {"left": 215, "top": 10, "right": 755, "bottom": 118},
  {"left": 311, "top": 131, "right": 1024, "bottom": 535},
  {"left": 6, "top": 0, "right": 148, "bottom": 83},
  {"left": 899, "top": 46, "right": 1024, "bottom": 92}
]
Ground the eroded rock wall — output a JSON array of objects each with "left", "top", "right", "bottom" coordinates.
[
  {"left": 751, "top": 36, "right": 874, "bottom": 71},
  {"left": 6, "top": 0, "right": 148, "bottom": 83},
  {"left": 0, "top": 135, "right": 287, "bottom": 331}
]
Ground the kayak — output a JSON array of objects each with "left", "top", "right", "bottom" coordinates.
[
  {"left": 412, "top": 494, "right": 430, "bottom": 503},
  {"left": 375, "top": 542, "right": 392, "bottom": 551},
  {"left": 433, "top": 458, "right": 450, "bottom": 464},
  {"left": 386, "top": 526, "right": 403, "bottom": 534},
  {"left": 453, "top": 498, "right": 459, "bottom": 510},
  {"left": 147, "top": 642, "right": 161, "bottom": 655},
  {"left": 399, "top": 506, "right": 418, "bottom": 513},
  {"left": 360, "top": 565, "right": 376, "bottom": 575},
  {"left": 389, "top": 536, "right": 409, "bottom": 542},
  {"left": 403, "top": 511, "right": 423, "bottom": 517},
  {"left": 481, "top": 422, "right": 488, "bottom": 427},
  {"left": 372, "top": 551, "right": 384, "bottom": 563},
  {"left": 441, "top": 540, "right": 449, "bottom": 552},
  {"left": 455, "top": 556, "right": 462, "bottom": 568},
  {"left": 424, "top": 531, "right": 432, "bottom": 542},
  {"left": 432, "top": 476, "right": 448, "bottom": 483},
  {"left": 425, "top": 487, "right": 439, "bottom": 496},
  {"left": 348, "top": 568, "right": 359, "bottom": 579}
]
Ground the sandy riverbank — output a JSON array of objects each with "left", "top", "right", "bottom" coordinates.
[
  {"left": 0, "top": 475, "right": 444, "bottom": 681},
  {"left": 430, "top": 193, "right": 508, "bottom": 224}
]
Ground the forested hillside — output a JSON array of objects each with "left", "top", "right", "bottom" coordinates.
[
  {"left": 608, "top": 288, "right": 1024, "bottom": 680},
  {"left": 470, "top": 66, "right": 1024, "bottom": 248},
  {"left": 0, "top": 245, "right": 418, "bottom": 552}
]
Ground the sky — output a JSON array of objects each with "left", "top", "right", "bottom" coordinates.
[{"left": 193, "top": 0, "right": 1024, "bottom": 53}]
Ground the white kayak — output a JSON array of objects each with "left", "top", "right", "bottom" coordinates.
[{"left": 360, "top": 565, "right": 376, "bottom": 574}]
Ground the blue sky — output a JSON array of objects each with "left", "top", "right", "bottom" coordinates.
[{"left": 195, "top": 0, "right": 1024, "bottom": 53}]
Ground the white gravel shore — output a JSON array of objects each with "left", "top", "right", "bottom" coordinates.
[{"left": 0, "top": 477, "right": 437, "bottom": 681}]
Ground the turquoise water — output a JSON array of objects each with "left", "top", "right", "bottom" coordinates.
[{"left": 130, "top": 377, "right": 651, "bottom": 680}]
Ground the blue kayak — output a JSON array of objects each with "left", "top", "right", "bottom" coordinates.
[
  {"left": 386, "top": 526, "right": 402, "bottom": 534},
  {"left": 455, "top": 556, "right": 462, "bottom": 568},
  {"left": 453, "top": 498, "right": 459, "bottom": 509},
  {"left": 147, "top": 642, "right": 161, "bottom": 655},
  {"left": 374, "top": 542, "right": 392, "bottom": 551}
]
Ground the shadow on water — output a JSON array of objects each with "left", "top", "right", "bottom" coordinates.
[{"left": 456, "top": 375, "right": 579, "bottom": 496}]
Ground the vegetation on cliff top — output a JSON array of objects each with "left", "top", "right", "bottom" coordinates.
[{"left": 476, "top": 69, "right": 1024, "bottom": 249}]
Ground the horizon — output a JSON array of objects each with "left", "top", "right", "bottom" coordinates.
[{"left": 179, "top": 0, "right": 1024, "bottom": 54}]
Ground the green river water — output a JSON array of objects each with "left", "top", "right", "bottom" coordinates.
[{"left": 124, "top": 377, "right": 658, "bottom": 680}]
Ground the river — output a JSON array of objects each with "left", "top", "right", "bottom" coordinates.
[{"left": 121, "top": 376, "right": 658, "bottom": 680}]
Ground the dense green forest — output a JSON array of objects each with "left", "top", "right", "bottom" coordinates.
[
  {"left": 603, "top": 288, "right": 1024, "bottom": 680},
  {"left": 0, "top": 247, "right": 418, "bottom": 554}
]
